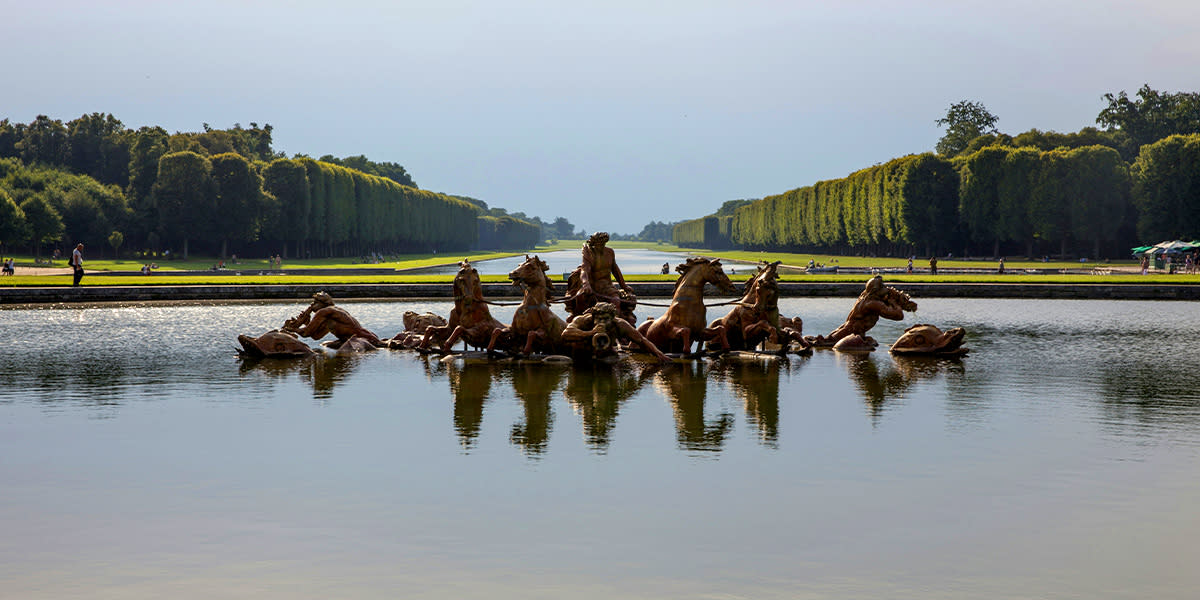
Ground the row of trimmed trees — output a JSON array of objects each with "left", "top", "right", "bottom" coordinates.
[
  {"left": 0, "top": 113, "right": 540, "bottom": 258},
  {"left": 476, "top": 215, "right": 543, "bottom": 250},
  {"left": 151, "top": 152, "right": 481, "bottom": 258},
  {"left": 1, "top": 151, "right": 483, "bottom": 259},
  {"left": 671, "top": 215, "right": 734, "bottom": 248},
  {"left": 674, "top": 136, "right": 1200, "bottom": 258}
]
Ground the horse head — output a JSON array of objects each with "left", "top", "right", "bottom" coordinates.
[
  {"left": 454, "top": 259, "right": 483, "bottom": 302},
  {"left": 677, "top": 257, "right": 736, "bottom": 294},
  {"left": 742, "top": 260, "right": 781, "bottom": 298},
  {"left": 509, "top": 254, "right": 553, "bottom": 291}
]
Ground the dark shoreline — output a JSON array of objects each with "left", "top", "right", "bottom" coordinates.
[{"left": 3, "top": 281, "right": 1199, "bottom": 307}]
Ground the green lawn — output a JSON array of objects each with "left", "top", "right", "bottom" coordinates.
[
  {"left": 1, "top": 250, "right": 551, "bottom": 273},
  {"left": 671, "top": 247, "right": 1133, "bottom": 271},
  {"left": 3, "top": 271, "right": 1196, "bottom": 287},
  {"left": 5, "top": 241, "right": 1189, "bottom": 287}
]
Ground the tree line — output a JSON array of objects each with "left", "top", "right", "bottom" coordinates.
[
  {"left": 672, "top": 86, "right": 1200, "bottom": 258},
  {"left": 0, "top": 113, "right": 543, "bottom": 258}
]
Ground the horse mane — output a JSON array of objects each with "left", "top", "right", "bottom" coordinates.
[
  {"left": 453, "top": 269, "right": 467, "bottom": 298},
  {"left": 534, "top": 256, "right": 555, "bottom": 292},
  {"left": 672, "top": 257, "right": 715, "bottom": 294}
]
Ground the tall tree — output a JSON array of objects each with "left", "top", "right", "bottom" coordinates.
[
  {"left": 66, "top": 113, "right": 131, "bottom": 186},
  {"left": 936, "top": 100, "right": 999, "bottom": 157},
  {"left": 1064, "top": 146, "right": 1131, "bottom": 258},
  {"left": 1027, "top": 149, "right": 1071, "bottom": 257},
  {"left": 997, "top": 146, "right": 1041, "bottom": 255},
  {"left": 0, "top": 119, "right": 27, "bottom": 160},
  {"left": 0, "top": 190, "right": 28, "bottom": 254},
  {"left": 107, "top": 230, "right": 124, "bottom": 259},
  {"left": 262, "top": 158, "right": 311, "bottom": 257},
  {"left": 58, "top": 188, "right": 110, "bottom": 252},
  {"left": 16, "top": 115, "right": 69, "bottom": 166},
  {"left": 126, "top": 126, "right": 169, "bottom": 237},
  {"left": 152, "top": 151, "right": 216, "bottom": 259},
  {"left": 1130, "top": 134, "right": 1200, "bottom": 242},
  {"left": 551, "top": 216, "right": 575, "bottom": 239},
  {"left": 18, "top": 195, "right": 64, "bottom": 257},
  {"left": 958, "top": 146, "right": 1008, "bottom": 256},
  {"left": 210, "top": 152, "right": 265, "bottom": 258},
  {"left": 1097, "top": 84, "right": 1200, "bottom": 157}
]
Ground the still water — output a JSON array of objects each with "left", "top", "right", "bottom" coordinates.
[
  {"left": 405, "top": 248, "right": 717, "bottom": 276},
  {"left": 2, "top": 298, "right": 1199, "bottom": 599}
]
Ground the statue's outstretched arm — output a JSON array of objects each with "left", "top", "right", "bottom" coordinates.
[
  {"left": 561, "top": 319, "right": 593, "bottom": 343},
  {"left": 618, "top": 319, "right": 670, "bottom": 361}
]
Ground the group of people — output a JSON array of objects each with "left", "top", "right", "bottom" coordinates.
[
  {"left": 0, "top": 244, "right": 84, "bottom": 281},
  {"left": 1140, "top": 252, "right": 1200, "bottom": 275}
]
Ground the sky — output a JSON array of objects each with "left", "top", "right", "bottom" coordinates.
[{"left": 4, "top": 0, "right": 1199, "bottom": 234}]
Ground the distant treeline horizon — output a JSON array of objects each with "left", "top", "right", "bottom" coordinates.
[{"left": 673, "top": 85, "right": 1200, "bottom": 259}]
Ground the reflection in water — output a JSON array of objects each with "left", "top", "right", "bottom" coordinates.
[
  {"left": 1099, "top": 355, "right": 1200, "bottom": 434},
  {"left": 563, "top": 362, "right": 660, "bottom": 452},
  {"left": 654, "top": 362, "right": 734, "bottom": 452},
  {"left": 445, "top": 361, "right": 496, "bottom": 450},
  {"left": 508, "top": 363, "right": 567, "bottom": 457},
  {"left": 239, "top": 354, "right": 365, "bottom": 401},
  {"left": 12, "top": 299, "right": 1200, "bottom": 457},
  {"left": 712, "top": 358, "right": 789, "bottom": 448},
  {"left": 837, "top": 353, "right": 966, "bottom": 423},
  {"left": 10, "top": 298, "right": 1200, "bottom": 598}
]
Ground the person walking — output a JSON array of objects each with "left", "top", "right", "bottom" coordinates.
[
  {"left": 907, "top": 257, "right": 913, "bottom": 274},
  {"left": 70, "top": 242, "right": 85, "bottom": 287}
]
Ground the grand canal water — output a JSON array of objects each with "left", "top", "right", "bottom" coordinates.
[
  {"left": 404, "top": 248, "right": 736, "bottom": 276},
  {"left": 2, "top": 298, "right": 1199, "bottom": 599}
]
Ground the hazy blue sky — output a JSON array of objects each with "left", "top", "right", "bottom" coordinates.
[{"left": 4, "top": 1, "right": 1199, "bottom": 233}]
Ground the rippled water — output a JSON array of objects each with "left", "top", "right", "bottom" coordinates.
[{"left": 2, "top": 298, "right": 1199, "bottom": 599}]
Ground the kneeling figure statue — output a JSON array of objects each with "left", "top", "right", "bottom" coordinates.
[
  {"left": 807, "top": 275, "right": 917, "bottom": 352},
  {"left": 281, "top": 291, "right": 385, "bottom": 352}
]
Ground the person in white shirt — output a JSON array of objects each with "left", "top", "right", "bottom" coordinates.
[{"left": 71, "top": 243, "right": 85, "bottom": 286}]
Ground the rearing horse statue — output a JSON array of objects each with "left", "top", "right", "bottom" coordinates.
[
  {"left": 637, "top": 257, "right": 737, "bottom": 355},
  {"left": 420, "top": 259, "right": 506, "bottom": 352},
  {"left": 488, "top": 254, "right": 567, "bottom": 355}
]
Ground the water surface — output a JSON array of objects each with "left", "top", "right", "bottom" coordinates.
[
  {"left": 405, "top": 248, "right": 737, "bottom": 276},
  {"left": 2, "top": 298, "right": 1198, "bottom": 599}
]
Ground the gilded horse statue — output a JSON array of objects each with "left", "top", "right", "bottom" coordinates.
[
  {"left": 488, "top": 254, "right": 567, "bottom": 355},
  {"left": 420, "top": 259, "right": 506, "bottom": 352},
  {"left": 637, "top": 257, "right": 737, "bottom": 355}
]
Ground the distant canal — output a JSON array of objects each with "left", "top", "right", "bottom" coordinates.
[
  {"left": 2, "top": 298, "right": 1199, "bottom": 598},
  {"left": 404, "top": 248, "right": 754, "bottom": 277}
]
